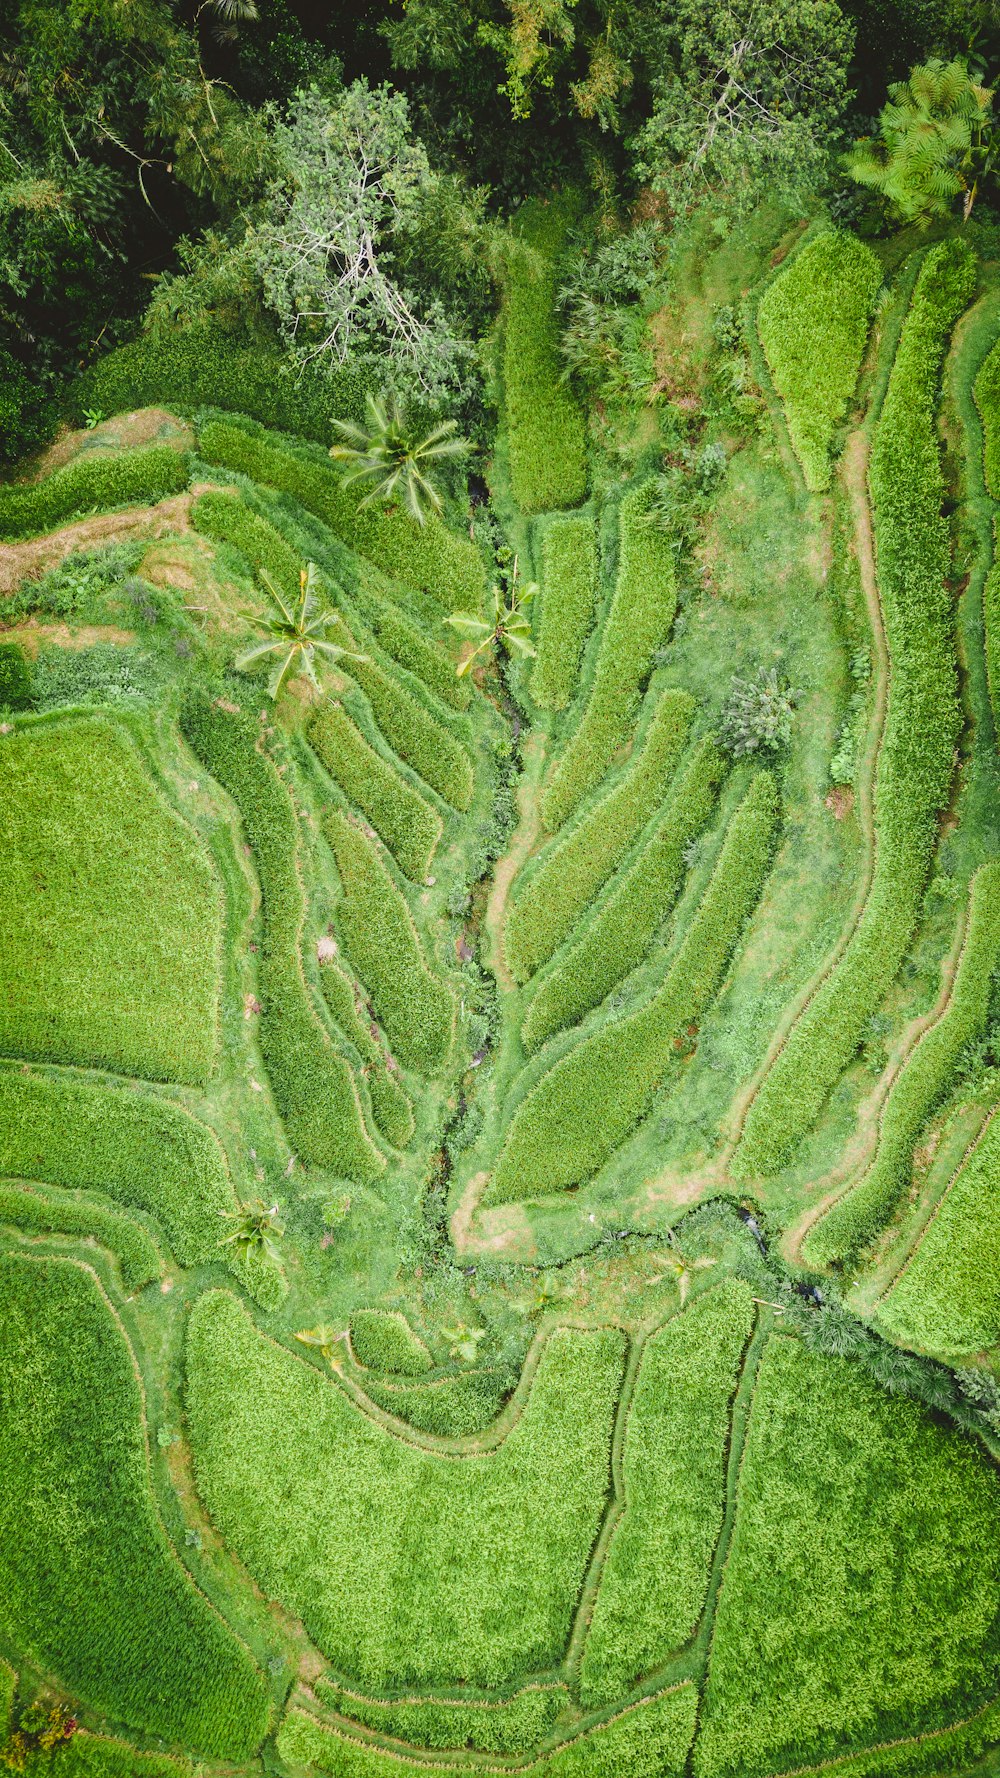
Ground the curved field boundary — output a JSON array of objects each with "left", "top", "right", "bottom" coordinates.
[
  {"left": 0, "top": 445, "right": 189, "bottom": 542},
  {"left": 530, "top": 512, "right": 597, "bottom": 711},
  {"left": 0, "top": 1179, "right": 163, "bottom": 1293},
  {"left": 801, "top": 860, "right": 1000, "bottom": 1267},
  {"left": 734, "top": 240, "right": 975, "bottom": 1177},
  {"left": 769, "top": 1694, "right": 1000, "bottom": 1778},
  {"left": 310, "top": 702, "right": 442, "bottom": 885},
  {"left": 312, "top": 1678, "right": 570, "bottom": 1760},
  {"left": 319, "top": 960, "right": 415, "bottom": 1152}
]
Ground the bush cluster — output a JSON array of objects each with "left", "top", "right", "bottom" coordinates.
[
  {"left": 314, "top": 1678, "right": 566, "bottom": 1756},
  {"left": 0, "top": 447, "right": 188, "bottom": 542},
  {"left": 186, "top": 1291, "right": 624, "bottom": 1692},
  {"left": 180, "top": 691, "right": 385, "bottom": 1179},
  {"left": 879, "top": 1110, "right": 1000, "bottom": 1358},
  {"left": 530, "top": 512, "right": 597, "bottom": 710},
  {"left": 502, "top": 198, "right": 588, "bottom": 515},
  {"left": 541, "top": 486, "right": 678, "bottom": 832},
  {"left": 757, "top": 229, "right": 882, "bottom": 492},
  {"left": 0, "top": 1255, "right": 271, "bottom": 1759},
  {"left": 0, "top": 716, "right": 220, "bottom": 1086},
  {"left": 277, "top": 1686, "right": 698, "bottom": 1777},
  {"left": 0, "top": 643, "right": 33, "bottom": 711},
  {"left": 505, "top": 689, "right": 693, "bottom": 981},
  {"left": 804, "top": 859, "right": 1000, "bottom": 1267},
  {"left": 309, "top": 701, "right": 441, "bottom": 884},
  {"left": 695, "top": 1335, "right": 1000, "bottom": 1778},
  {"left": 197, "top": 416, "right": 484, "bottom": 611},
  {"left": 523, "top": 738, "right": 724, "bottom": 1051},
  {"left": 349, "top": 1309, "right": 433, "bottom": 1376},
  {"left": 490, "top": 772, "right": 778, "bottom": 1203},
  {"left": 318, "top": 960, "right": 415, "bottom": 1151},
  {"left": 0, "top": 1067, "right": 238, "bottom": 1270},
  {"left": 736, "top": 240, "right": 974, "bottom": 1177},
  {"left": 324, "top": 809, "right": 454, "bottom": 1074},
  {"left": 582, "top": 1282, "right": 754, "bottom": 1707},
  {"left": 0, "top": 1183, "right": 160, "bottom": 1294}
]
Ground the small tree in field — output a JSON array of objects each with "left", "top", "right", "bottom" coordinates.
[{"left": 235, "top": 561, "right": 364, "bottom": 698}]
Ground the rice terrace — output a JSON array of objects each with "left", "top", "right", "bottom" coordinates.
[{"left": 6, "top": 5, "right": 1000, "bottom": 1776}]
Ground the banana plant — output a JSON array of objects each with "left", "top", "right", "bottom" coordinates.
[
  {"left": 294, "top": 1324, "right": 347, "bottom": 1364},
  {"left": 447, "top": 564, "right": 537, "bottom": 678},
  {"left": 235, "top": 561, "right": 365, "bottom": 699},
  {"left": 218, "top": 1198, "right": 285, "bottom": 1266},
  {"left": 650, "top": 1230, "right": 716, "bottom": 1305}
]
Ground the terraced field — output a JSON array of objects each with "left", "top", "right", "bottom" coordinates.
[{"left": 3, "top": 209, "right": 1000, "bottom": 1778}]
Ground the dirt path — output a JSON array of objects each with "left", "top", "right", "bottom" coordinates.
[
  {"left": 1, "top": 620, "right": 137, "bottom": 655},
  {"left": 0, "top": 492, "right": 198, "bottom": 595},
  {"left": 450, "top": 1168, "right": 538, "bottom": 1261},
  {"left": 721, "top": 426, "right": 890, "bottom": 1164},
  {"left": 482, "top": 730, "right": 545, "bottom": 994}
]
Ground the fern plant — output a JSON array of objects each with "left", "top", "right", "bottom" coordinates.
[{"left": 847, "top": 58, "right": 995, "bottom": 225}]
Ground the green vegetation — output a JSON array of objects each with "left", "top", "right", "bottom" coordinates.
[
  {"left": 696, "top": 1336, "right": 1000, "bottom": 1778},
  {"left": 505, "top": 690, "right": 694, "bottom": 980},
  {"left": 581, "top": 1282, "right": 754, "bottom": 1706},
  {"left": 0, "top": 643, "right": 33, "bottom": 710},
  {"left": 974, "top": 335, "right": 1000, "bottom": 499},
  {"left": 0, "top": 1183, "right": 160, "bottom": 1293},
  {"left": 360, "top": 1368, "right": 514, "bottom": 1438},
  {"left": 313, "top": 1679, "right": 567, "bottom": 1755},
  {"left": 278, "top": 1685, "right": 698, "bottom": 1776},
  {"left": 0, "top": 1255, "right": 270, "bottom": 1758},
  {"left": 523, "top": 737, "right": 724, "bottom": 1049},
  {"left": 197, "top": 418, "right": 485, "bottom": 610},
  {"left": 0, "top": 717, "right": 219, "bottom": 1084},
  {"left": 190, "top": 488, "right": 303, "bottom": 594},
  {"left": 330, "top": 394, "right": 469, "bottom": 527},
  {"left": 0, "top": 448, "right": 187, "bottom": 542},
  {"left": 187, "top": 1292, "right": 624, "bottom": 1691},
  {"left": 805, "top": 860, "right": 1000, "bottom": 1266},
  {"left": 346, "top": 649, "right": 475, "bottom": 811},
  {"left": 180, "top": 692, "right": 385, "bottom": 1178},
  {"left": 879, "top": 1111, "right": 1000, "bottom": 1356},
  {"left": 350, "top": 575, "right": 469, "bottom": 711},
  {"left": 737, "top": 239, "right": 975, "bottom": 1177},
  {"left": 318, "top": 961, "right": 414, "bottom": 1151},
  {"left": 541, "top": 487, "right": 678, "bottom": 831},
  {"left": 325, "top": 811, "right": 454, "bottom": 1074},
  {"left": 503, "top": 198, "right": 588, "bottom": 514},
  {"left": 491, "top": 772, "right": 778, "bottom": 1201},
  {"left": 349, "top": 1309, "right": 432, "bottom": 1375},
  {"left": 530, "top": 513, "right": 597, "bottom": 709},
  {"left": 757, "top": 230, "right": 882, "bottom": 491},
  {"left": 309, "top": 701, "right": 441, "bottom": 883}
]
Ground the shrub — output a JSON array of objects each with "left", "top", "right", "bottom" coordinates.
[
  {"left": 530, "top": 512, "right": 596, "bottom": 709},
  {"left": 581, "top": 1282, "right": 754, "bottom": 1706},
  {"left": 309, "top": 701, "right": 441, "bottom": 883},
  {"left": 695, "top": 1335, "right": 1000, "bottom": 1778},
  {"left": 0, "top": 643, "right": 32, "bottom": 711},
  {"left": 18, "top": 1733, "right": 193, "bottom": 1778},
  {"left": 736, "top": 240, "right": 975, "bottom": 1177},
  {"left": 0, "top": 447, "right": 187, "bottom": 542},
  {"left": 505, "top": 689, "right": 693, "bottom": 981},
  {"left": 318, "top": 960, "right": 414, "bottom": 1151},
  {"left": 541, "top": 486, "right": 677, "bottom": 832},
  {"left": 277, "top": 1684, "right": 698, "bottom": 1775},
  {"left": 0, "top": 1255, "right": 271, "bottom": 1758},
  {"left": 878, "top": 1109, "right": 1000, "bottom": 1357},
  {"left": 757, "top": 229, "right": 882, "bottom": 491},
  {"left": 522, "top": 738, "right": 724, "bottom": 1050},
  {"left": 0, "top": 1183, "right": 160, "bottom": 1294},
  {"left": 489, "top": 773, "right": 778, "bottom": 1202},
  {"left": 718, "top": 665, "right": 799, "bottom": 758},
  {"left": 313, "top": 1678, "right": 566, "bottom": 1756},
  {"left": 0, "top": 716, "right": 220, "bottom": 1085},
  {"left": 0, "top": 1066, "right": 276, "bottom": 1299},
  {"left": 973, "top": 333, "right": 1000, "bottom": 499},
  {"left": 349, "top": 1309, "right": 432, "bottom": 1376},
  {"left": 324, "top": 810, "right": 454, "bottom": 1073},
  {"left": 180, "top": 692, "right": 384, "bottom": 1179},
  {"left": 186, "top": 1291, "right": 625, "bottom": 1691},
  {"left": 197, "top": 416, "right": 484, "bottom": 611},
  {"left": 804, "top": 859, "right": 1000, "bottom": 1266},
  {"left": 502, "top": 197, "right": 588, "bottom": 514}
]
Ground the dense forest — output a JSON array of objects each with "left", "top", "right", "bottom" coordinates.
[{"left": 6, "top": 3, "right": 1000, "bottom": 1778}]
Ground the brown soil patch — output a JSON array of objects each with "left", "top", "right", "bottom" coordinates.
[
  {"left": 825, "top": 786, "right": 855, "bottom": 820},
  {"left": 31, "top": 408, "right": 194, "bottom": 482},
  {"left": 1, "top": 621, "right": 136, "bottom": 657},
  {"left": 450, "top": 1170, "right": 538, "bottom": 1261},
  {"left": 0, "top": 492, "right": 196, "bottom": 595}
]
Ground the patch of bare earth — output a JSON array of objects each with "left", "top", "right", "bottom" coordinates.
[
  {"left": 30, "top": 408, "right": 194, "bottom": 481},
  {"left": 2, "top": 622, "right": 136, "bottom": 657},
  {"left": 0, "top": 492, "right": 196, "bottom": 595},
  {"left": 450, "top": 1170, "right": 538, "bottom": 1261}
]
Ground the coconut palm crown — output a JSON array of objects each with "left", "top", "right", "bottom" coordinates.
[
  {"left": 235, "top": 561, "right": 364, "bottom": 699},
  {"left": 329, "top": 393, "right": 470, "bottom": 526}
]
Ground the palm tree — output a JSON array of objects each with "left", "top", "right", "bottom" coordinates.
[
  {"left": 441, "top": 1321, "right": 486, "bottom": 1362},
  {"left": 235, "top": 561, "right": 364, "bottom": 699},
  {"left": 218, "top": 1198, "right": 285, "bottom": 1266},
  {"left": 847, "top": 58, "right": 995, "bottom": 225},
  {"left": 330, "top": 394, "right": 470, "bottom": 526},
  {"left": 650, "top": 1231, "right": 716, "bottom": 1306},
  {"left": 447, "top": 564, "right": 537, "bottom": 678},
  {"left": 295, "top": 1324, "right": 346, "bottom": 1364}
]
